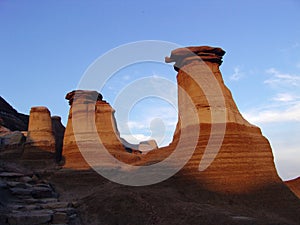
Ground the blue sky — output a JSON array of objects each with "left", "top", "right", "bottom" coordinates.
[{"left": 1, "top": 0, "right": 300, "bottom": 180}]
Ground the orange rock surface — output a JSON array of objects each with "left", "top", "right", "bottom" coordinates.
[
  {"left": 62, "top": 90, "right": 140, "bottom": 169},
  {"left": 142, "top": 46, "right": 282, "bottom": 194},
  {"left": 26, "top": 106, "right": 55, "bottom": 148}
]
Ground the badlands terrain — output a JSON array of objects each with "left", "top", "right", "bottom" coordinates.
[{"left": 0, "top": 46, "right": 299, "bottom": 225}]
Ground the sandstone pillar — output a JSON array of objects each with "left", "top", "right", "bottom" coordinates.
[
  {"left": 62, "top": 90, "right": 137, "bottom": 170},
  {"left": 26, "top": 107, "right": 55, "bottom": 146},
  {"left": 23, "top": 106, "right": 56, "bottom": 161},
  {"left": 165, "top": 46, "right": 282, "bottom": 193}
]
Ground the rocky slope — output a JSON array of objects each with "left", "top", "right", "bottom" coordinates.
[
  {"left": 49, "top": 169, "right": 300, "bottom": 225},
  {"left": 0, "top": 161, "right": 80, "bottom": 225}
]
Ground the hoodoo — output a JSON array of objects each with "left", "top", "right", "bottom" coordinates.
[
  {"left": 62, "top": 90, "right": 139, "bottom": 169},
  {"left": 165, "top": 46, "right": 282, "bottom": 193},
  {"left": 23, "top": 106, "right": 56, "bottom": 160}
]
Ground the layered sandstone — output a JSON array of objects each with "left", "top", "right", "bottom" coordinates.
[
  {"left": 25, "top": 107, "right": 55, "bottom": 148},
  {"left": 23, "top": 107, "right": 56, "bottom": 160},
  {"left": 63, "top": 90, "right": 140, "bottom": 169},
  {"left": 61, "top": 47, "right": 291, "bottom": 195},
  {"left": 163, "top": 46, "right": 282, "bottom": 193}
]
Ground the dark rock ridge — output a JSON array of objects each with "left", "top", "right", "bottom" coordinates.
[{"left": 0, "top": 96, "right": 28, "bottom": 131}]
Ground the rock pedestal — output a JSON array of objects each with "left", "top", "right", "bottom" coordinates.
[
  {"left": 164, "top": 46, "right": 282, "bottom": 193},
  {"left": 63, "top": 90, "right": 138, "bottom": 169}
]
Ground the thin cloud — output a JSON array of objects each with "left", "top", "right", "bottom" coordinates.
[
  {"left": 265, "top": 68, "right": 300, "bottom": 87},
  {"left": 243, "top": 68, "right": 300, "bottom": 124},
  {"left": 273, "top": 93, "right": 297, "bottom": 102},
  {"left": 127, "top": 121, "right": 147, "bottom": 129},
  {"left": 229, "top": 66, "right": 244, "bottom": 81},
  {"left": 243, "top": 102, "right": 300, "bottom": 124}
]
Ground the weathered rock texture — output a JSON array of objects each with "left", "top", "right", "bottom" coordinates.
[
  {"left": 0, "top": 131, "right": 25, "bottom": 148},
  {"left": 165, "top": 46, "right": 283, "bottom": 193},
  {"left": 0, "top": 162, "right": 80, "bottom": 225},
  {"left": 0, "top": 128, "right": 26, "bottom": 160},
  {"left": 0, "top": 96, "right": 28, "bottom": 131},
  {"left": 132, "top": 46, "right": 282, "bottom": 194},
  {"left": 0, "top": 98, "right": 28, "bottom": 158},
  {"left": 63, "top": 90, "right": 140, "bottom": 169},
  {"left": 21, "top": 107, "right": 58, "bottom": 167},
  {"left": 62, "top": 47, "right": 291, "bottom": 195},
  {"left": 24, "top": 107, "right": 55, "bottom": 151},
  {"left": 0, "top": 98, "right": 65, "bottom": 166}
]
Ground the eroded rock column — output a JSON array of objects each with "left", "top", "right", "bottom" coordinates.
[
  {"left": 23, "top": 107, "right": 56, "bottom": 160},
  {"left": 165, "top": 46, "right": 282, "bottom": 193},
  {"left": 62, "top": 90, "right": 137, "bottom": 170}
]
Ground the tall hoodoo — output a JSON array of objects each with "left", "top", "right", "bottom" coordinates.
[{"left": 166, "top": 46, "right": 282, "bottom": 193}]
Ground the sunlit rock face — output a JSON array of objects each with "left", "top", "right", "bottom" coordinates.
[
  {"left": 164, "top": 46, "right": 282, "bottom": 193},
  {"left": 22, "top": 106, "right": 56, "bottom": 161},
  {"left": 62, "top": 90, "right": 140, "bottom": 170},
  {"left": 26, "top": 107, "right": 55, "bottom": 147}
]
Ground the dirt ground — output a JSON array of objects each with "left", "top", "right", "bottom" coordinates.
[{"left": 48, "top": 169, "right": 300, "bottom": 225}]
